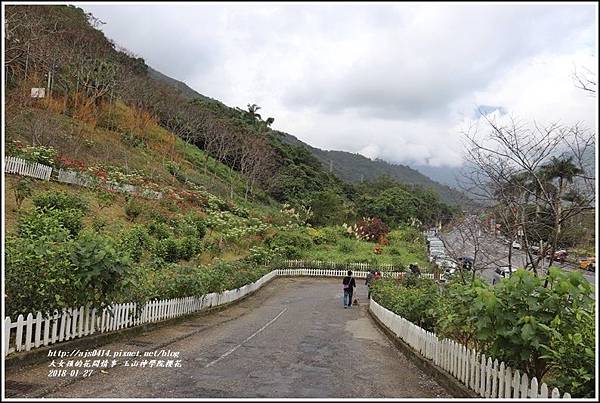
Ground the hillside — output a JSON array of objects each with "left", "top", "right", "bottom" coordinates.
[
  {"left": 145, "top": 67, "right": 469, "bottom": 206},
  {"left": 274, "top": 131, "right": 469, "bottom": 205},
  {"left": 147, "top": 66, "right": 211, "bottom": 102}
]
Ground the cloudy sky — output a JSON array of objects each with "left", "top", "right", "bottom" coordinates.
[{"left": 80, "top": 2, "right": 597, "bottom": 169}]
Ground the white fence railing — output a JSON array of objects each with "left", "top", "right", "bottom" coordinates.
[
  {"left": 4, "top": 158, "right": 164, "bottom": 200},
  {"left": 4, "top": 268, "right": 432, "bottom": 358},
  {"left": 4, "top": 156, "right": 52, "bottom": 181},
  {"left": 276, "top": 267, "right": 434, "bottom": 280},
  {"left": 369, "top": 299, "right": 572, "bottom": 399},
  {"left": 4, "top": 270, "right": 278, "bottom": 357},
  {"left": 280, "top": 260, "right": 436, "bottom": 280},
  {"left": 282, "top": 259, "right": 402, "bottom": 271}
]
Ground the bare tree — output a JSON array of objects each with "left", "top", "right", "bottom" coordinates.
[
  {"left": 572, "top": 65, "right": 597, "bottom": 95},
  {"left": 442, "top": 214, "right": 508, "bottom": 283},
  {"left": 458, "top": 113, "right": 595, "bottom": 276}
]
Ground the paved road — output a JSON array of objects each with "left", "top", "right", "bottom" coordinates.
[
  {"left": 440, "top": 231, "right": 595, "bottom": 287},
  {"left": 5, "top": 278, "right": 453, "bottom": 399}
]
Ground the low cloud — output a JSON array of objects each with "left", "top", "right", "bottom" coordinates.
[{"left": 81, "top": 3, "right": 597, "bottom": 169}]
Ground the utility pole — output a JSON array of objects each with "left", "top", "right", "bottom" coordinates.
[{"left": 329, "top": 160, "right": 333, "bottom": 173}]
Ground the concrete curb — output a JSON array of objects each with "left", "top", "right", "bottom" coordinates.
[
  {"left": 4, "top": 273, "right": 278, "bottom": 372},
  {"left": 367, "top": 306, "right": 478, "bottom": 398}
]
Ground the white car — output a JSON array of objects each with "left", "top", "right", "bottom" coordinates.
[
  {"left": 435, "top": 258, "right": 457, "bottom": 269},
  {"left": 512, "top": 241, "right": 522, "bottom": 250}
]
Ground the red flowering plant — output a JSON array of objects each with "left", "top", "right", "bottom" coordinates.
[
  {"left": 355, "top": 217, "right": 390, "bottom": 243},
  {"left": 88, "top": 166, "right": 109, "bottom": 183},
  {"left": 57, "top": 154, "right": 86, "bottom": 171}
]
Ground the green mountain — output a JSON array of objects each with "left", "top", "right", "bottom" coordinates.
[
  {"left": 147, "top": 70, "right": 469, "bottom": 206},
  {"left": 274, "top": 131, "right": 469, "bottom": 206}
]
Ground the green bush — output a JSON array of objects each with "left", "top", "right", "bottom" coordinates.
[
  {"left": 147, "top": 220, "right": 172, "bottom": 239},
  {"left": 177, "top": 236, "right": 202, "bottom": 260},
  {"left": 18, "top": 207, "right": 83, "bottom": 239},
  {"left": 33, "top": 191, "right": 89, "bottom": 212},
  {"left": 119, "top": 225, "right": 151, "bottom": 263},
  {"left": 176, "top": 214, "right": 207, "bottom": 239},
  {"left": 540, "top": 307, "right": 595, "bottom": 397},
  {"left": 5, "top": 237, "right": 76, "bottom": 317},
  {"left": 124, "top": 197, "right": 144, "bottom": 221},
  {"left": 337, "top": 239, "right": 355, "bottom": 253},
  {"left": 14, "top": 178, "right": 33, "bottom": 209},
  {"left": 267, "top": 229, "right": 312, "bottom": 259},
  {"left": 469, "top": 268, "right": 594, "bottom": 386},
  {"left": 371, "top": 277, "right": 439, "bottom": 331},
  {"left": 70, "top": 231, "right": 132, "bottom": 309},
  {"left": 154, "top": 237, "right": 180, "bottom": 262}
]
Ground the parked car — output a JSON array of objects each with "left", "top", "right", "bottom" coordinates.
[
  {"left": 546, "top": 249, "right": 568, "bottom": 263},
  {"left": 529, "top": 245, "right": 540, "bottom": 255},
  {"left": 495, "top": 266, "right": 514, "bottom": 278},
  {"left": 512, "top": 241, "right": 522, "bottom": 250},
  {"left": 458, "top": 256, "right": 474, "bottom": 270},
  {"left": 579, "top": 257, "right": 595, "bottom": 272}
]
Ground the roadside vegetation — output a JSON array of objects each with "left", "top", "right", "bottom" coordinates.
[
  {"left": 371, "top": 269, "right": 595, "bottom": 397},
  {"left": 3, "top": 5, "right": 594, "bottom": 399}
]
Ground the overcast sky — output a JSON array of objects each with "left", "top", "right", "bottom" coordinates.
[{"left": 80, "top": 2, "right": 597, "bottom": 168}]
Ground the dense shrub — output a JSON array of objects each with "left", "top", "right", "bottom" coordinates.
[
  {"left": 337, "top": 239, "right": 355, "bottom": 253},
  {"left": 177, "top": 236, "right": 202, "bottom": 260},
  {"left": 5, "top": 237, "right": 76, "bottom": 317},
  {"left": 119, "top": 225, "right": 151, "bottom": 262},
  {"left": 371, "top": 276, "right": 439, "bottom": 331},
  {"left": 5, "top": 231, "right": 132, "bottom": 316},
  {"left": 176, "top": 213, "right": 207, "bottom": 239},
  {"left": 308, "top": 227, "right": 338, "bottom": 245},
  {"left": 154, "top": 237, "right": 180, "bottom": 262},
  {"left": 18, "top": 207, "right": 83, "bottom": 239},
  {"left": 469, "top": 268, "right": 594, "bottom": 385},
  {"left": 147, "top": 220, "right": 172, "bottom": 239},
  {"left": 373, "top": 268, "right": 595, "bottom": 397},
  {"left": 124, "top": 197, "right": 144, "bottom": 221},
  {"left": 70, "top": 231, "right": 132, "bottom": 309},
  {"left": 266, "top": 229, "right": 312, "bottom": 259},
  {"left": 33, "top": 191, "right": 89, "bottom": 212},
  {"left": 14, "top": 178, "right": 33, "bottom": 209}
]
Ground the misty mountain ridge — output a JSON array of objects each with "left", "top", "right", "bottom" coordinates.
[{"left": 148, "top": 66, "right": 469, "bottom": 206}]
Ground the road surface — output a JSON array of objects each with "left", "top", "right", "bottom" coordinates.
[
  {"left": 5, "top": 277, "right": 453, "bottom": 399},
  {"left": 440, "top": 231, "right": 595, "bottom": 287}
]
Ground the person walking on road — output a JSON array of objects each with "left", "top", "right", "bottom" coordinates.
[
  {"left": 365, "top": 270, "right": 375, "bottom": 299},
  {"left": 342, "top": 270, "right": 356, "bottom": 308}
]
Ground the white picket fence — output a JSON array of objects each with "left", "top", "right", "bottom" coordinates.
[
  {"left": 282, "top": 259, "right": 403, "bottom": 271},
  {"left": 276, "top": 266, "right": 434, "bottom": 280},
  {"left": 4, "top": 267, "right": 432, "bottom": 358},
  {"left": 4, "top": 270, "right": 278, "bottom": 357},
  {"left": 280, "top": 260, "right": 435, "bottom": 280},
  {"left": 4, "top": 156, "right": 53, "bottom": 181},
  {"left": 369, "top": 300, "right": 572, "bottom": 399}
]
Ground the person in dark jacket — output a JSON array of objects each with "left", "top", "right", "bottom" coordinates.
[
  {"left": 365, "top": 270, "right": 375, "bottom": 299},
  {"left": 342, "top": 270, "right": 356, "bottom": 308}
]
